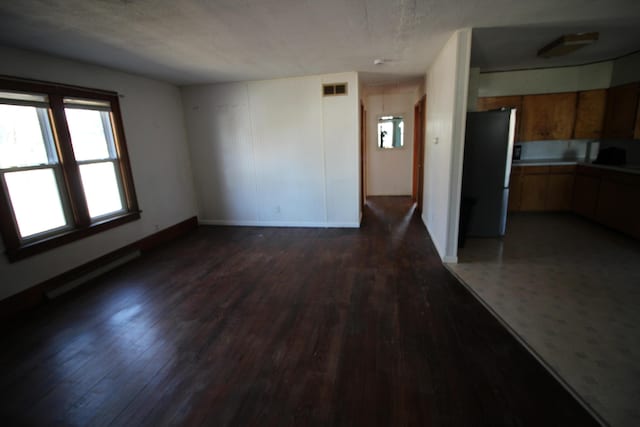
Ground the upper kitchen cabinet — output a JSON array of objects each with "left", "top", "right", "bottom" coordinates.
[
  {"left": 602, "top": 82, "right": 640, "bottom": 140},
  {"left": 520, "top": 93, "right": 577, "bottom": 141},
  {"left": 477, "top": 95, "right": 523, "bottom": 111},
  {"left": 476, "top": 95, "right": 523, "bottom": 141},
  {"left": 573, "top": 89, "right": 607, "bottom": 139}
]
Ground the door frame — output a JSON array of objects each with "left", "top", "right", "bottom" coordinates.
[
  {"left": 360, "top": 102, "right": 366, "bottom": 208},
  {"left": 412, "top": 95, "right": 426, "bottom": 212}
]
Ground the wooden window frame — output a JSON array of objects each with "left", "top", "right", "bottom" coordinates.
[{"left": 0, "top": 76, "right": 140, "bottom": 262}]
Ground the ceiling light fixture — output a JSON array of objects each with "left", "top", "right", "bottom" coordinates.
[
  {"left": 537, "top": 32, "right": 599, "bottom": 58},
  {"left": 374, "top": 58, "right": 385, "bottom": 65}
]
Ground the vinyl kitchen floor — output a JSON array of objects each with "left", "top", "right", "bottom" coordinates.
[{"left": 448, "top": 213, "right": 640, "bottom": 427}]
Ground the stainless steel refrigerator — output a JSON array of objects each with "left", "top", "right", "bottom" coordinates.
[{"left": 460, "top": 109, "right": 516, "bottom": 238}]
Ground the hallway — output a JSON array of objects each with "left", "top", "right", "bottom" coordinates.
[{"left": 0, "top": 197, "right": 597, "bottom": 426}]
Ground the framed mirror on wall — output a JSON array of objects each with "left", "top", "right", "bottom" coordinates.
[{"left": 377, "top": 115, "right": 404, "bottom": 149}]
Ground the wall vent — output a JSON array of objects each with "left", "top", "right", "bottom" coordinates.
[{"left": 323, "top": 83, "right": 348, "bottom": 97}]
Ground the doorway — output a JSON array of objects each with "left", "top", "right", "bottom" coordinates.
[
  {"left": 363, "top": 86, "right": 421, "bottom": 200},
  {"left": 360, "top": 102, "right": 366, "bottom": 208},
  {"left": 412, "top": 95, "right": 426, "bottom": 212}
]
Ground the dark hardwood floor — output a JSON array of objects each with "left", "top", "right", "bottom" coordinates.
[{"left": 0, "top": 197, "right": 599, "bottom": 426}]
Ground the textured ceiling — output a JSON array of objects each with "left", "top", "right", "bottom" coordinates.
[
  {"left": 0, "top": 0, "right": 639, "bottom": 86},
  {"left": 472, "top": 21, "right": 640, "bottom": 72}
]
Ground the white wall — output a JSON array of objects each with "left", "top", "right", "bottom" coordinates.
[
  {"left": 467, "top": 67, "right": 481, "bottom": 112},
  {"left": 476, "top": 61, "right": 612, "bottom": 97},
  {"left": 364, "top": 87, "right": 418, "bottom": 195},
  {"left": 0, "top": 46, "right": 198, "bottom": 301},
  {"left": 182, "top": 72, "right": 360, "bottom": 227},
  {"left": 358, "top": 76, "right": 365, "bottom": 218},
  {"left": 611, "top": 51, "right": 640, "bottom": 87},
  {"left": 422, "top": 29, "right": 472, "bottom": 263},
  {"left": 472, "top": 52, "right": 640, "bottom": 100}
]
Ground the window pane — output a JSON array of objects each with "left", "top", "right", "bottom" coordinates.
[
  {"left": 378, "top": 121, "right": 394, "bottom": 148},
  {"left": 0, "top": 104, "right": 51, "bottom": 168},
  {"left": 0, "top": 91, "right": 48, "bottom": 104},
  {"left": 65, "top": 108, "right": 112, "bottom": 161},
  {"left": 4, "top": 169, "right": 67, "bottom": 238},
  {"left": 377, "top": 116, "right": 404, "bottom": 149},
  {"left": 64, "top": 98, "right": 110, "bottom": 109},
  {"left": 79, "top": 162, "right": 123, "bottom": 218}
]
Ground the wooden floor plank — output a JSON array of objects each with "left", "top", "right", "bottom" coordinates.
[{"left": 0, "top": 197, "right": 599, "bottom": 426}]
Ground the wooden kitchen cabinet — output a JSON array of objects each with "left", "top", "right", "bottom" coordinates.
[
  {"left": 521, "top": 175, "right": 548, "bottom": 211},
  {"left": 594, "top": 171, "right": 640, "bottom": 238},
  {"left": 546, "top": 167, "right": 576, "bottom": 211},
  {"left": 477, "top": 95, "right": 523, "bottom": 112},
  {"left": 573, "top": 165, "right": 640, "bottom": 239},
  {"left": 572, "top": 174, "right": 600, "bottom": 220},
  {"left": 573, "top": 89, "right": 607, "bottom": 139},
  {"left": 595, "top": 180, "right": 629, "bottom": 231},
  {"left": 602, "top": 82, "right": 640, "bottom": 139},
  {"left": 520, "top": 166, "right": 549, "bottom": 211},
  {"left": 477, "top": 95, "right": 523, "bottom": 141},
  {"left": 515, "top": 165, "right": 576, "bottom": 212},
  {"left": 595, "top": 182, "right": 640, "bottom": 239},
  {"left": 477, "top": 81, "right": 640, "bottom": 144},
  {"left": 520, "top": 93, "right": 577, "bottom": 141}
]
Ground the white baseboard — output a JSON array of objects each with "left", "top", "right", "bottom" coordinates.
[
  {"left": 422, "top": 214, "right": 458, "bottom": 264},
  {"left": 198, "top": 219, "right": 360, "bottom": 228}
]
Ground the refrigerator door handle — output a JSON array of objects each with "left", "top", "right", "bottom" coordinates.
[
  {"left": 499, "top": 189, "right": 509, "bottom": 236},
  {"left": 503, "top": 109, "right": 517, "bottom": 188}
]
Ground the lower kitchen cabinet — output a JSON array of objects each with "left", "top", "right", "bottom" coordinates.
[
  {"left": 595, "top": 180, "right": 629, "bottom": 230},
  {"left": 594, "top": 174, "right": 640, "bottom": 239},
  {"left": 572, "top": 174, "right": 600, "bottom": 220},
  {"left": 573, "top": 165, "right": 640, "bottom": 239},
  {"left": 509, "top": 163, "right": 640, "bottom": 239},
  {"left": 511, "top": 165, "right": 575, "bottom": 212},
  {"left": 520, "top": 173, "right": 548, "bottom": 211},
  {"left": 546, "top": 173, "right": 575, "bottom": 211}
]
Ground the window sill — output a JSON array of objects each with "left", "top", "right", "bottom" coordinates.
[{"left": 5, "top": 210, "right": 141, "bottom": 263}]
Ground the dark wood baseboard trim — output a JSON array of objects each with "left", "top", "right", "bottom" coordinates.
[{"left": 0, "top": 216, "right": 198, "bottom": 321}]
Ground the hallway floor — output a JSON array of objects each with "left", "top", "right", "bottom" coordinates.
[
  {"left": 450, "top": 213, "right": 640, "bottom": 427},
  {"left": 0, "top": 198, "right": 597, "bottom": 426}
]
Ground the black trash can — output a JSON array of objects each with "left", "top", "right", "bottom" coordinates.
[{"left": 458, "top": 197, "right": 476, "bottom": 248}]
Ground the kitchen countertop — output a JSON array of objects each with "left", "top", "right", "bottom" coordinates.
[
  {"left": 577, "top": 162, "right": 640, "bottom": 175},
  {"left": 512, "top": 159, "right": 640, "bottom": 174},
  {"left": 512, "top": 159, "right": 578, "bottom": 166}
]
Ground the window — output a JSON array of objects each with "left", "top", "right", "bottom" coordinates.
[
  {"left": 377, "top": 115, "right": 404, "bottom": 149},
  {"left": 0, "top": 77, "right": 140, "bottom": 261}
]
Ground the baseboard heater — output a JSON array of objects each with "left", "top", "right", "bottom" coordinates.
[{"left": 45, "top": 250, "right": 141, "bottom": 299}]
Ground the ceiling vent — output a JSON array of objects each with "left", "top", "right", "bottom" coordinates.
[
  {"left": 323, "top": 83, "right": 348, "bottom": 96},
  {"left": 537, "top": 32, "right": 599, "bottom": 58}
]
